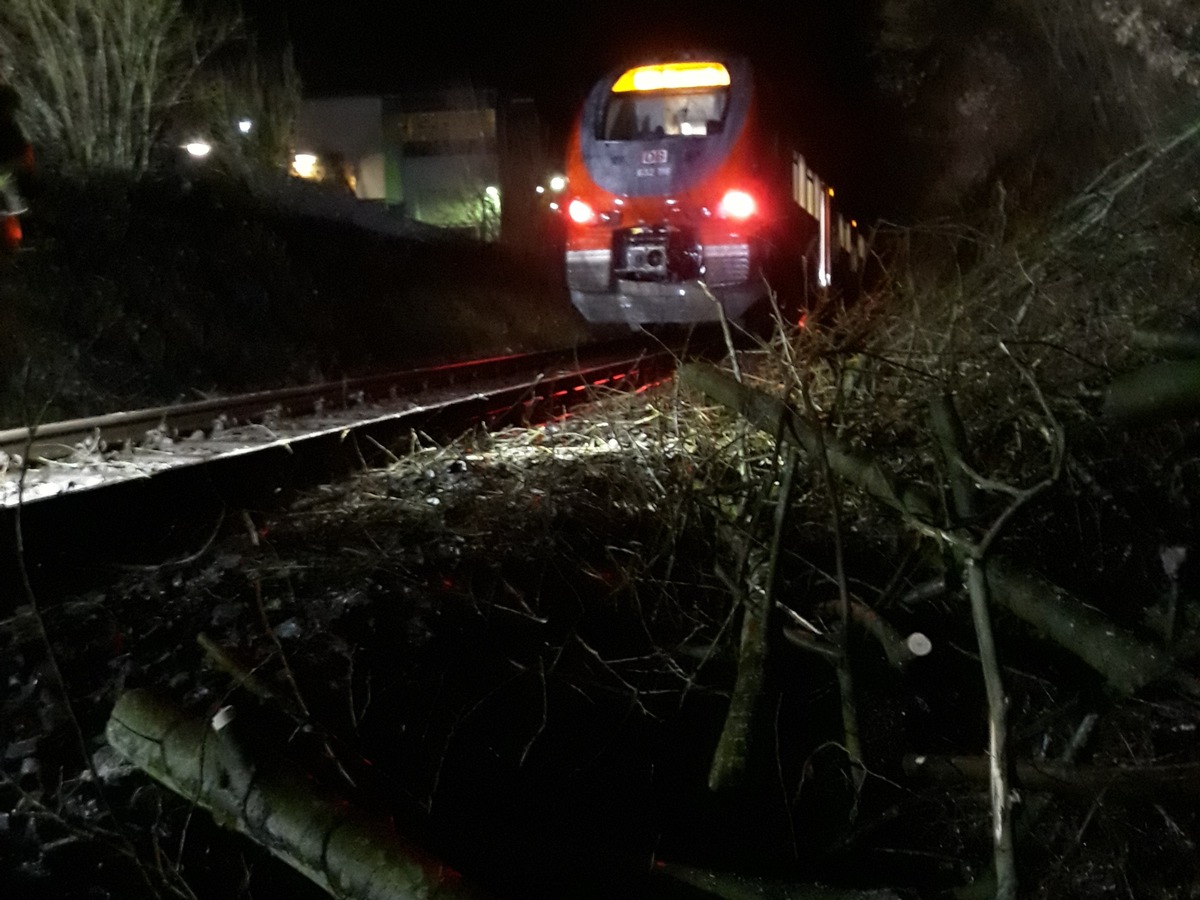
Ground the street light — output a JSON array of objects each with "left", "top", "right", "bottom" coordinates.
[{"left": 292, "top": 153, "right": 318, "bottom": 179}]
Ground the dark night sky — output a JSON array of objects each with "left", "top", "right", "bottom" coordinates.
[{"left": 243, "top": 0, "right": 886, "bottom": 207}]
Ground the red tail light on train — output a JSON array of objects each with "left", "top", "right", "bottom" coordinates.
[
  {"left": 717, "top": 189, "right": 756, "bottom": 220},
  {"left": 567, "top": 198, "right": 597, "bottom": 226}
]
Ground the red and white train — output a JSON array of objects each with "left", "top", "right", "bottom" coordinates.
[{"left": 563, "top": 53, "right": 865, "bottom": 327}]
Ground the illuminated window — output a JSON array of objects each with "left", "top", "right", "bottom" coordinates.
[{"left": 600, "top": 85, "right": 728, "bottom": 141}]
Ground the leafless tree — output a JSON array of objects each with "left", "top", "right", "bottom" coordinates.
[
  {"left": 186, "top": 36, "right": 302, "bottom": 171},
  {"left": 0, "top": 0, "right": 239, "bottom": 175}
]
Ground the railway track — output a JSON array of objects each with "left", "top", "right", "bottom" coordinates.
[
  {"left": 0, "top": 341, "right": 682, "bottom": 508},
  {"left": 0, "top": 339, "right": 692, "bottom": 599}
]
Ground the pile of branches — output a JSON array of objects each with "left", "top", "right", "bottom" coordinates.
[{"left": 672, "top": 114, "right": 1200, "bottom": 898}]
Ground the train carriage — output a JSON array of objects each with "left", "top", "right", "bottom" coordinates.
[{"left": 563, "top": 53, "right": 864, "bottom": 327}]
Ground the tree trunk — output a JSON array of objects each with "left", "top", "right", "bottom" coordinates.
[
  {"left": 904, "top": 754, "right": 1200, "bottom": 801},
  {"left": 105, "top": 689, "right": 493, "bottom": 900},
  {"left": 1130, "top": 329, "right": 1200, "bottom": 358},
  {"left": 707, "top": 584, "right": 770, "bottom": 792},
  {"left": 654, "top": 860, "right": 903, "bottom": 899},
  {"left": 1104, "top": 359, "right": 1200, "bottom": 424}
]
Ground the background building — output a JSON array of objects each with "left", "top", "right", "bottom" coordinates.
[{"left": 295, "top": 87, "right": 549, "bottom": 246}]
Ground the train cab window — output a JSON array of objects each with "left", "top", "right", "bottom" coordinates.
[
  {"left": 599, "top": 62, "right": 731, "bottom": 141},
  {"left": 600, "top": 88, "right": 728, "bottom": 140}
]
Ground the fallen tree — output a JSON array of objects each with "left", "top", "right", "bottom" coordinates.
[
  {"left": 679, "top": 362, "right": 1178, "bottom": 697},
  {"left": 904, "top": 754, "right": 1200, "bottom": 801},
  {"left": 105, "top": 688, "right": 493, "bottom": 900},
  {"left": 679, "top": 354, "right": 1193, "bottom": 900}
]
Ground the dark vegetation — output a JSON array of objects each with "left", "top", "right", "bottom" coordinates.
[
  {"left": 0, "top": 169, "right": 585, "bottom": 429},
  {"left": 5, "top": 2, "right": 1200, "bottom": 899}
]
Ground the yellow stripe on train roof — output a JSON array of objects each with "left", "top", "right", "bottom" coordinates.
[{"left": 611, "top": 62, "right": 731, "bottom": 93}]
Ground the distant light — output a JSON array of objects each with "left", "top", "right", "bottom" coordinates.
[
  {"left": 237, "top": 118, "right": 253, "bottom": 135},
  {"left": 184, "top": 141, "right": 212, "bottom": 159},
  {"left": 292, "top": 153, "right": 318, "bottom": 179},
  {"left": 549, "top": 175, "right": 567, "bottom": 192},
  {"left": 548, "top": 201, "right": 559, "bottom": 211},
  {"left": 485, "top": 185, "right": 500, "bottom": 201},
  {"left": 827, "top": 187, "right": 835, "bottom": 197},
  {"left": 536, "top": 185, "right": 545, "bottom": 194}
]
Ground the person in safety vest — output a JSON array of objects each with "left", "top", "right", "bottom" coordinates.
[{"left": 0, "top": 83, "right": 34, "bottom": 251}]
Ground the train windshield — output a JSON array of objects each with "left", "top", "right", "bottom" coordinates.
[{"left": 599, "top": 62, "right": 731, "bottom": 141}]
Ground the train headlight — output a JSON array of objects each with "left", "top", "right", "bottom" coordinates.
[
  {"left": 568, "top": 198, "right": 598, "bottom": 225},
  {"left": 718, "top": 189, "right": 756, "bottom": 220}
]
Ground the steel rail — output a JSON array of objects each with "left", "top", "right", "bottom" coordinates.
[
  {"left": 0, "top": 342, "right": 671, "bottom": 463},
  {"left": 0, "top": 341, "right": 683, "bottom": 508}
]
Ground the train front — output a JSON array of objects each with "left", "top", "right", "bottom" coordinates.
[{"left": 563, "top": 56, "right": 770, "bottom": 327}]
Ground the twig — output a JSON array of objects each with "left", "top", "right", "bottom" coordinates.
[
  {"left": 966, "top": 558, "right": 1016, "bottom": 900},
  {"left": 704, "top": 282, "right": 742, "bottom": 383},
  {"left": 118, "top": 509, "right": 225, "bottom": 571},
  {"left": 197, "top": 631, "right": 280, "bottom": 704},
  {"left": 796, "top": 362, "right": 865, "bottom": 785},
  {"left": 517, "top": 657, "right": 548, "bottom": 766},
  {"left": 249, "top": 576, "right": 311, "bottom": 719},
  {"left": 780, "top": 626, "right": 842, "bottom": 663}
]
